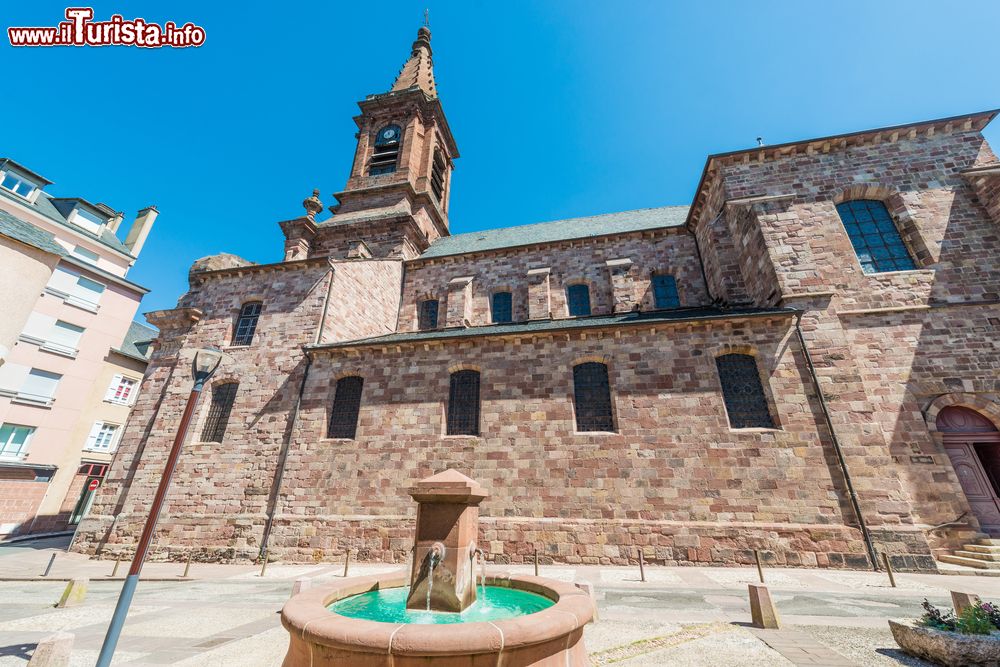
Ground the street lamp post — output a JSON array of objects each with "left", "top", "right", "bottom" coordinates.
[{"left": 96, "top": 347, "right": 227, "bottom": 667}]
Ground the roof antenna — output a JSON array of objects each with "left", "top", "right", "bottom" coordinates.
[
  {"left": 756, "top": 136, "right": 765, "bottom": 147},
  {"left": 423, "top": 8, "right": 430, "bottom": 27}
]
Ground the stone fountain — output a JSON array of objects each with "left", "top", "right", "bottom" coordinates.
[{"left": 281, "top": 470, "right": 594, "bottom": 666}]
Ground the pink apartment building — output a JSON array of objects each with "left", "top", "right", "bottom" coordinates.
[{"left": 0, "top": 157, "right": 157, "bottom": 537}]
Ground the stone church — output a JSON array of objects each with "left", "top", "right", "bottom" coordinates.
[{"left": 74, "top": 26, "right": 1000, "bottom": 572}]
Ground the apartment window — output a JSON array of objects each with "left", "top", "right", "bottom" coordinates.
[
  {"left": 0, "top": 424, "right": 35, "bottom": 458},
  {"left": 370, "top": 124, "right": 402, "bottom": 175},
  {"left": 652, "top": 274, "right": 680, "bottom": 309},
  {"left": 47, "top": 321, "right": 84, "bottom": 355},
  {"left": 447, "top": 370, "right": 480, "bottom": 436},
  {"left": 19, "top": 369, "right": 61, "bottom": 405},
  {"left": 835, "top": 200, "right": 916, "bottom": 274},
  {"left": 418, "top": 299, "right": 439, "bottom": 330},
  {"left": 566, "top": 284, "right": 591, "bottom": 317},
  {"left": 71, "top": 208, "right": 105, "bottom": 234},
  {"left": 1, "top": 172, "right": 35, "bottom": 198},
  {"left": 328, "top": 376, "right": 364, "bottom": 439},
  {"left": 233, "top": 302, "right": 262, "bottom": 346},
  {"left": 105, "top": 374, "right": 138, "bottom": 405},
  {"left": 716, "top": 353, "right": 775, "bottom": 429},
  {"left": 201, "top": 382, "right": 238, "bottom": 442},
  {"left": 71, "top": 245, "right": 100, "bottom": 264},
  {"left": 573, "top": 362, "right": 615, "bottom": 432},
  {"left": 491, "top": 291, "right": 513, "bottom": 324},
  {"left": 84, "top": 421, "right": 120, "bottom": 452},
  {"left": 431, "top": 149, "right": 446, "bottom": 201}
]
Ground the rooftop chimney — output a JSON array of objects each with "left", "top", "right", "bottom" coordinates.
[
  {"left": 124, "top": 206, "right": 158, "bottom": 258},
  {"left": 107, "top": 210, "right": 125, "bottom": 234}
]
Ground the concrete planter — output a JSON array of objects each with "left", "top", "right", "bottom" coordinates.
[
  {"left": 281, "top": 571, "right": 594, "bottom": 666},
  {"left": 889, "top": 619, "right": 1000, "bottom": 667}
]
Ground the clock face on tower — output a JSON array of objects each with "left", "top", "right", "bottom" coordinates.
[{"left": 380, "top": 127, "right": 398, "bottom": 142}]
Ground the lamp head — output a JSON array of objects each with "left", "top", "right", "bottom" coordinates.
[{"left": 192, "top": 347, "right": 226, "bottom": 387}]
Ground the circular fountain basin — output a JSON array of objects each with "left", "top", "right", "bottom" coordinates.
[{"left": 281, "top": 571, "right": 594, "bottom": 666}]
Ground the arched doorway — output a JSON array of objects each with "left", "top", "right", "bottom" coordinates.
[{"left": 939, "top": 406, "right": 1000, "bottom": 534}]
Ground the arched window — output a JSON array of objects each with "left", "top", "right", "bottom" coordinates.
[
  {"left": 202, "top": 382, "right": 238, "bottom": 442},
  {"left": 715, "top": 354, "right": 774, "bottom": 429},
  {"left": 651, "top": 274, "right": 679, "bottom": 309},
  {"left": 566, "top": 284, "right": 591, "bottom": 317},
  {"left": 431, "top": 148, "right": 447, "bottom": 201},
  {"left": 573, "top": 362, "right": 615, "bottom": 432},
  {"left": 447, "top": 370, "right": 480, "bottom": 435},
  {"left": 328, "top": 376, "right": 364, "bottom": 439},
  {"left": 491, "top": 291, "right": 512, "bottom": 324},
  {"left": 835, "top": 200, "right": 915, "bottom": 274},
  {"left": 370, "top": 124, "right": 402, "bottom": 175},
  {"left": 233, "top": 302, "right": 262, "bottom": 346},
  {"left": 418, "top": 299, "right": 439, "bottom": 330}
]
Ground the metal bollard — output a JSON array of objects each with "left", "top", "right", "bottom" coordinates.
[
  {"left": 182, "top": 552, "right": 192, "bottom": 578},
  {"left": 638, "top": 549, "right": 647, "bottom": 582},
  {"left": 754, "top": 549, "right": 765, "bottom": 584},
  {"left": 343, "top": 550, "right": 351, "bottom": 577},
  {"left": 42, "top": 553, "right": 56, "bottom": 577},
  {"left": 110, "top": 554, "right": 122, "bottom": 578},
  {"left": 882, "top": 552, "right": 897, "bottom": 588},
  {"left": 533, "top": 546, "right": 539, "bottom": 577},
  {"left": 259, "top": 549, "right": 269, "bottom": 577}
]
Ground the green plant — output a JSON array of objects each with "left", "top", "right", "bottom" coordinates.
[
  {"left": 956, "top": 604, "right": 995, "bottom": 635},
  {"left": 978, "top": 601, "right": 1000, "bottom": 630},
  {"left": 920, "top": 599, "right": 956, "bottom": 631}
]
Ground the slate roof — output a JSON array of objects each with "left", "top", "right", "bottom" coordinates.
[
  {"left": 419, "top": 206, "right": 689, "bottom": 260},
  {"left": 113, "top": 320, "right": 158, "bottom": 362},
  {"left": 0, "top": 208, "right": 66, "bottom": 256},
  {"left": 0, "top": 187, "right": 133, "bottom": 257},
  {"left": 309, "top": 306, "right": 797, "bottom": 350}
]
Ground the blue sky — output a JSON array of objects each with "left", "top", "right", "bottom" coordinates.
[{"left": 3, "top": 1, "right": 999, "bottom": 314}]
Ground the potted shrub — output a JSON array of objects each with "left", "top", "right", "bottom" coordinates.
[{"left": 889, "top": 599, "right": 1000, "bottom": 666}]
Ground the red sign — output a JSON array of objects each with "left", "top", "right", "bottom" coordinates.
[{"left": 87, "top": 478, "right": 100, "bottom": 491}]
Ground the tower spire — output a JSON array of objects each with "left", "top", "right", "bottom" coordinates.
[{"left": 390, "top": 25, "right": 437, "bottom": 98}]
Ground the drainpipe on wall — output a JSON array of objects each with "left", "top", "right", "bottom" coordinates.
[
  {"left": 257, "top": 261, "right": 336, "bottom": 561},
  {"left": 793, "top": 310, "right": 879, "bottom": 571}
]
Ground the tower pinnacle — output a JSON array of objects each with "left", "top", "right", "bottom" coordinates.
[{"left": 390, "top": 26, "right": 437, "bottom": 98}]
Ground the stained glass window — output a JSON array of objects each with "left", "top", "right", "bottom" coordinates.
[
  {"left": 233, "top": 302, "right": 262, "bottom": 346},
  {"left": 566, "top": 284, "right": 592, "bottom": 317},
  {"left": 573, "top": 362, "right": 615, "bottom": 432},
  {"left": 447, "top": 370, "right": 480, "bottom": 436},
  {"left": 328, "top": 376, "right": 363, "bottom": 439},
  {"left": 418, "top": 299, "right": 439, "bottom": 330},
  {"left": 835, "top": 200, "right": 915, "bottom": 274},
  {"left": 715, "top": 354, "right": 774, "bottom": 429},
  {"left": 491, "top": 292, "right": 513, "bottom": 324},
  {"left": 652, "top": 274, "right": 680, "bottom": 309},
  {"left": 202, "top": 382, "right": 238, "bottom": 442}
]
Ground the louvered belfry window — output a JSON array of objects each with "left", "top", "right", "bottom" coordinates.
[
  {"left": 418, "top": 299, "right": 439, "bottom": 330},
  {"left": 447, "top": 370, "right": 480, "bottom": 436},
  {"left": 370, "top": 125, "right": 401, "bottom": 175},
  {"left": 431, "top": 149, "right": 447, "bottom": 201},
  {"left": 573, "top": 362, "right": 615, "bottom": 432},
  {"left": 715, "top": 354, "right": 775, "bottom": 429},
  {"left": 835, "top": 200, "right": 916, "bottom": 274},
  {"left": 201, "top": 382, "right": 238, "bottom": 442},
  {"left": 328, "top": 376, "right": 364, "bottom": 439},
  {"left": 233, "top": 302, "right": 262, "bottom": 346}
]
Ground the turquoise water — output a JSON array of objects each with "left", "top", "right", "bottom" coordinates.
[{"left": 328, "top": 585, "right": 554, "bottom": 624}]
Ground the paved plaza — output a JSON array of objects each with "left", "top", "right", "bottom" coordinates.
[{"left": 1, "top": 537, "right": 998, "bottom": 665}]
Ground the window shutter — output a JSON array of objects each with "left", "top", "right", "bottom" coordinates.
[
  {"left": 85, "top": 421, "right": 102, "bottom": 450},
  {"left": 105, "top": 374, "right": 123, "bottom": 401}
]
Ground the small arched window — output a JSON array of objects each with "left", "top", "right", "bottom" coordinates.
[
  {"left": 370, "top": 125, "right": 402, "bottom": 175},
  {"left": 447, "top": 370, "right": 480, "bottom": 436},
  {"left": 835, "top": 200, "right": 915, "bottom": 274},
  {"left": 715, "top": 354, "right": 774, "bottom": 429},
  {"left": 418, "top": 299, "right": 439, "bottom": 330},
  {"left": 328, "top": 376, "right": 364, "bottom": 439},
  {"left": 566, "top": 284, "right": 591, "bottom": 317},
  {"left": 431, "top": 148, "right": 447, "bottom": 201},
  {"left": 651, "top": 274, "right": 680, "bottom": 309},
  {"left": 202, "top": 382, "right": 238, "bottom": 442},
  {"left": 491, "top": 291, "right": 512, "bottom": 324},
  {"left": 233, "top": 302, "right": 262, "bottom": 346},
  {"left": 573, "top": 362, "right": 615, "bottom": 432}
]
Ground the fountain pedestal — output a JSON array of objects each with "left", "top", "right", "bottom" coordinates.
[{"left": 405, "top": 470, "right": 487, "bottom": 613}]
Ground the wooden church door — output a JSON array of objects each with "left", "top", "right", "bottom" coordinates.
[{"left": 938, "top": 406, "right": 1000, "bottom": 535}]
